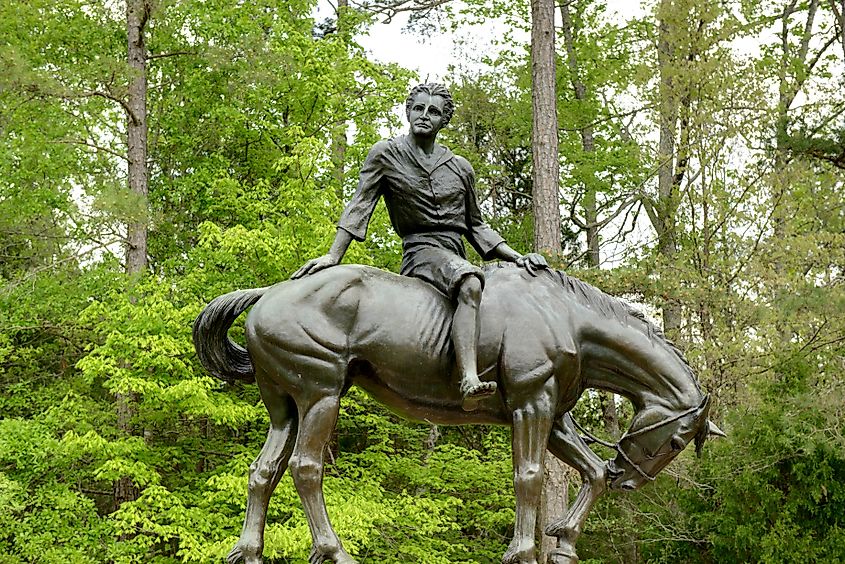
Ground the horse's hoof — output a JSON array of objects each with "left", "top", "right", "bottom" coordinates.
[
  {"left": 308, "top": 555, "right": 357, "bottom": 563},
  {"left": 547, "top": 548, "right": 578, "bottom": 564},
  {"left": 227, "top": 543, "right": 262, "bottom": 564},
  {"left": 502, "top": 540, "right": 537, "bottom": 564},
  {"left": 502, "top": 555, "right": 538, "bottom": 564},
  {"left": 308, "top": 546, "right": 358, "bottom": 564}
]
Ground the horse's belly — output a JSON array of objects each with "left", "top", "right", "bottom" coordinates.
[{"left": 352, "top": 365, "right": 510, "bottom": 425}]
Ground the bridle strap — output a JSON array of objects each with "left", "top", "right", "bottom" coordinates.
[
  {"left": 622, "top": 404, "right": 702, "bottom": 439},
  {"left": 617, "top": 444, "right": 656, "bottom": 481},
  {"left": 571, "top": 416, "right": 617, "bottom": 449},
  {"left": 572, "top": 403, "right": 704, "bottom": 483}
]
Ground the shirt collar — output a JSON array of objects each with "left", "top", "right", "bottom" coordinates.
[{"left": 399, "top": 134, "right": 454, "bottom": 173}]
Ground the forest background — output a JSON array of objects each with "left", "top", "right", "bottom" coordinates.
[{"left": 1, "top": 0, "right": 844, "bottom": 562}]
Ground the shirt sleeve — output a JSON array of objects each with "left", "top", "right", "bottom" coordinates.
[
  {"left": 337, "top": 141, "right": 388, "bottom": 241},
  {"left": 461, "top": 158, "right": 505, "bottom": 259}
]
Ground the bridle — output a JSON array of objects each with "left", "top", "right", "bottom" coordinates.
[{"left": 572, "top": 403, "right": 703, "bottom": 482}]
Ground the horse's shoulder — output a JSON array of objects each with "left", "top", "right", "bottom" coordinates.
[
  {"left": 483, "top": 263, "right": 522, "bottom": 289},
  {"left": 482, "top": 264, "right": 579, "bottom": 364},
  {"left": 483, "top": 263, "right": 560, "bottom": 301}
]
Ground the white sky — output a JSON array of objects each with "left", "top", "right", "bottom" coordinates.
[{"left": 315, "top": 1, "right": 647, "bottom": 83}]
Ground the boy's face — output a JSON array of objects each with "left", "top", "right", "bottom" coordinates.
[{"left": 408, "top": 93, "right": 446, "bottom": 138}]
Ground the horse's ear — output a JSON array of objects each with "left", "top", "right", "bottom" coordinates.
[
  {"left": 708, "top": 420, "right": 726, "bottom": 438},
  {"left": 696, "top": 419, "right": 726, "bottom": 456},
  {"left": 694, "top": 395, "right": 713, "bottom": 456}
]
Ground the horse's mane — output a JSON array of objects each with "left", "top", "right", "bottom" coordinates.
[{"left": 551, "top": 269, "right": 700, "bottom": 390}]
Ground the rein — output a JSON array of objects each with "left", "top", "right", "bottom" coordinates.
[{"left": 572, "top": 403, "right": 702, "bottom": 482}]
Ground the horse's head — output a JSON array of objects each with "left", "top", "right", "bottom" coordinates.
[{"left": 606, "top": 395, "right": 725, "bottom": 491}]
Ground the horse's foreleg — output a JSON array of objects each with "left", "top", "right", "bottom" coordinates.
[
  {"left": 229, "top": 389, "right": 297, "bottom": 564},
  {"left": 289, "top": 395, "right": 356, "bottom": 564},
  {"left": 544, "top": 413, "right": 609, "bottom": 564},
  {"left": 505, "top": 397, "right": 555, "bottom": 564}
]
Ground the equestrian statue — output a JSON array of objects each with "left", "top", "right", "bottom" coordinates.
[{"left": 193, "top": 84, "right": 724, "bottom": 564}]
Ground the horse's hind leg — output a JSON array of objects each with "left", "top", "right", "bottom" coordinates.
[
  {"left": 289, "top": 394, "right": 356, "bottom": 564},
  {"left": 228, "top": 380, "right": 297, "bottom": 564}
]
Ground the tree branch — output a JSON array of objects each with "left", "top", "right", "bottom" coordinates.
[
  {"left": 831, "top": 0, "right": 845, "bottom": 59},
  {"left": 78, "top": 90, "right": 136, "bottom": 123},
  {"left": 52, "top": 139, "right": 129, "bottom": 162},
  {"left": 147, "top": 51, "right": 195, "bottom": 61},
  {"left": 593, "top": 196, "right": 641, "bottom": 230},
  {"left": 348, "top": 0, "right": 453, "bottom": 23}
]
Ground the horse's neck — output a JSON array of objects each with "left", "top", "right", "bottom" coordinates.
[{"left": 579, "top": 317, "right": 701, "bottom": 412}]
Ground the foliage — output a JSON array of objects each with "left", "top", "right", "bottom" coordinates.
[{"left": 0, "top": 0, "right": 843, "bottom": 562}]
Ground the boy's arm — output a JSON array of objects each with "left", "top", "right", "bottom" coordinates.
[
  {"left": 291, "top": 141, "right": 388, "bottom": 279},
  {"left": 291, "top": 229, "right": 353, "bottom": 279}
]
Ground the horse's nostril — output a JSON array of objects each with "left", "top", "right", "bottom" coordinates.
[{"left": 606, "top": 461, "right": 624, "bottom": 480}]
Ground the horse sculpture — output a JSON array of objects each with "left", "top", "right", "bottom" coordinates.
[{"left": 193, "top": 263, "right": 724, "bottom": 564}]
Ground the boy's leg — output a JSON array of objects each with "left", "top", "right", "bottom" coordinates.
[{"left": 453, "top": 274, "right": 497, "bottom": 411}]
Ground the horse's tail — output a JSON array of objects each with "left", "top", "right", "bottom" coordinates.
[{"left": 193, "top": 287, "right": 269, "bottom": 384}]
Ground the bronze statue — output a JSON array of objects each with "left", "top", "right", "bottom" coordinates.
[
  {"left": 293, "top": 83, "right": 547, "bottom": 410},
  {"left": 195, "top": 265, "right": 723, "bottom": 564},
  {"left": 193, "top": 84, "right": 724, "bottom": 564}
]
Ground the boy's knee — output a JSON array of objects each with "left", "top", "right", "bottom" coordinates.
[{"left": 457, "top": 275, "right": 483, "bottom": 304}]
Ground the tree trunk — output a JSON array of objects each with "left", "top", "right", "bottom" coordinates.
[
  {"left": 560, "top": 0, "right": 620, "bottom": 465},
  {"left": 655, "top": 0, "right": 682, "bottom": 339},
  {"left": 536, "top": 456, "right": 570, "bottom": 561},
  {"left": 560, "top": 1, "right": 599, "bottom": 267},
  {"left": 530, "top": 1, "right": 567, "bottom": 561},
  {"left": 114, "top": 392, "right": 138, "bottom": 509},
  {"left": 114, "top": 0, "right": 149, "bottom": 511},
  {"left": 600, "top": 392, "right": 620, "bottom": 439},
  {"left": 531, "top": 0, "right": 562, "bottom": 256},
  {"left": 331, "top": 0, "right": 349, "bottom": 200},
  {"left": 126, "top": 0, "right": 148, "bottom": 278}
]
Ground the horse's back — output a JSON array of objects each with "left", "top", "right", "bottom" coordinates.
[{"left": 245, "top": 265, "right": 453, "bottom": 365}]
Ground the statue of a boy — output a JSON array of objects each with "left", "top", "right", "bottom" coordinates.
[{"left": 293, "top": 83, "right": 547, "bottom": 410}]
